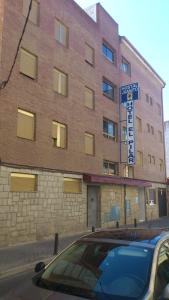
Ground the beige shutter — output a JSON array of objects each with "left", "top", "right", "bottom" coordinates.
[
  {"left": 85, "top": 44, "right": 94, "bottom": 65},
  {"left": 60, "top": 124, "right": 66, "bottom": 148},
  {"left": 53, "top": 69, "right": 59, "bottom": 93},
  {"left": 20, "top": 49, "right": 37, "bottom": 79},
  {"left": 17, "top": 109, "right": 34, "bottom": 140},
  {"left": 85, "top": 87, "right": 94, "bottom": 109},
  {"left": 55, "top": 19, "right": 60, "bottom": 42},
  {"left": 60, "top": 72, "right": 67, "bottom": 96},
  {"left": 60, "top": 23, "right": 67, "bottom": 46},
  {"left": 11, "top": 173, "right": 36, "bottom": 192},
  {"left": 64, "top": 178, "right": 82, "bottom": 193},
  {"left": 23, "top": 0, "right": 39, "bottom": 25},
  {"left": 85, "top": 133, "right": 94, "bottom": 155},
  {"left": 52, "top": 121, "right": 58, "bottom": 139}
]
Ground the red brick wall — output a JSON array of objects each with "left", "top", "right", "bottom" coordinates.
[{"left": 0, "top": 0, "right": 166, "bottom": 184}]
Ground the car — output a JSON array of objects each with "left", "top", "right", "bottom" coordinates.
[{"left": 4, "top": 228, "right": 169, "bottom": 300}]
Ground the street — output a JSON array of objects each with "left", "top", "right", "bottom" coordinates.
[{"left": 0, "top": 270, "right": 34, "bottom": 299}]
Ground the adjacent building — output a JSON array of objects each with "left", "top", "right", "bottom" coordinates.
[
  {"left": 0, "top": 0, "right": 167, "bottom": 246},
  {"left": 165, "top": 121, "right": 169, "bottom": 177}
]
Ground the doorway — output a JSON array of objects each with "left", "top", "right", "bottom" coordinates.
[
  {"left": 87, "top": 186, "right": 100, "bottom": 228},
  {"left": 158, "top": 189, "right": 167, "bottom": 217},
  {"left": 138, "top": 188, "right": 146, "bottom": 222}
]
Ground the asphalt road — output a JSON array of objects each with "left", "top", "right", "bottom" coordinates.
[{"left": 0, "top": 270, "right": 34, "bottom": 299}]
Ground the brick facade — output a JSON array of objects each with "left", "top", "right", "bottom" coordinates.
[{"left": 0, "top": 0, "right": 167, "bottom": 246}]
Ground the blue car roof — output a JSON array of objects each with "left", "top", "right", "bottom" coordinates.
[{"left": 83, "top": 228, "right": 169, "bottom": 246}]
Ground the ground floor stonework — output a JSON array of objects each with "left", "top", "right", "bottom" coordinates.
[{"left": 0, "top": 165, "right": 168, "bottom": 247}]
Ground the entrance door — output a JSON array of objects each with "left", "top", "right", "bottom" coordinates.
[
  {"left": 87, "top": 186, "right": 100, "bottom": 228},
  {"left": 158, "top": 189, "right": 167, "bottom": 217},
  {"left": 138, "top": 188, "right": 145, "bottom": 222}
]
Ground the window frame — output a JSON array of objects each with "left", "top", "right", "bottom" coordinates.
[
  {"left": 55, "top": 18, "right": 68, "bottom": 47},
  {"left": 10, "top": 172, "right": 37, "bottom": 192},
  {"left": 103, "top": 160, "right": 118, "bottom": 176},
  {"left": 84, "top": 132, "right": 95, "bottom": 156},
  {"left": 102, "top": 78, "right": 116, "bottom": 101},
  {"left": 121, "top": 56, "right": 131, "bottom": 76},
  {"left": 17, "top": 108, "right": 35, "bottom": 141},
  {"left": 103, "top": 118, "right": 118, "bottom": 141},
  {"left": 53, "top": 67, "right": 68, "bottom": 97},
  {"left": 52, "top": 120, "right": 67, "bottom": 149},
  {"left": 102, "top": 41, "right": 116, "bottom": 64},
  {"left": 84, "top": 86, "right": 95, "bottom": 110},
  {"left": 22, "top": 0, "right": 40, "bottom": 26},
  {"left": 85, "top": 43, "right": 94, "bottom": 67},
  {"left": 20, "top": 48, "right": 38, "bottom": 80}
]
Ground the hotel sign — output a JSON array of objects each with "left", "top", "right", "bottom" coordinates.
[
  {"left": 126, "top": 100, "right": 135, "bottom": 165},
  {"left": 120, "top": 82, "right": 139, "bottom": 103}
]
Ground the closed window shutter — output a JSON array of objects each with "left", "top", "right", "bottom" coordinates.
[
  {"left": 52, "top": 122, "right": 58, "bottom": 139},
  {"left": 55, "top": 19, "right": 61, "bottom": 42},
  {"left": 53, "top": 69, "right": 67, "bottom": 96},
  {"left": 60, "top": 72, "right": 67, "bottom": 96},
  {"left": 85, "top": 88, "right": 94, "bottom": 109},
  {"left": 53, "top": 69, "right": 60, "bottom": 93},
  {"left": 85, "top": 44, "right": 94, "bottom": 65},
  {"left": 85, "top": 133, "right": 94, "bottom": 155},
  {"left": 23, "top": 0, "right": 39, "bottom": 25},
  {"left": 60, "top": 125, "right": 66, "bottom": 148},
  {"left": 20, "top": 49, "right": 37, "bottom": 79},
  {"left": 17, "top": 109, "right": 34, "bottom": 140},
  {"left": 64, "top": 178, "right": 82, "bottom": 193},
  {"left": 11, "top": 173, "right": 37, "bottom": 192}
]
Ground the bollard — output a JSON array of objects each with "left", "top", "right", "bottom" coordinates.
[
  {"left": 53, "top": 233, "right": 59, "bottom": 255},
  {"left": 116, "top": 221, "right": 119, "bottom": 228},
  {"left": 134, "top": 218, "right": 137, "bottom": 228},
  {"left": 92, "top": 226, "right": 95, "bottom": 232}
]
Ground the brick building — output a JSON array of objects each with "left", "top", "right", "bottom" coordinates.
[
  {"left": 0, "top": 0, "right": 167, "bottom": 246},
  {"left": 165, "top": 121, "right": 169, "bottom": 178}
]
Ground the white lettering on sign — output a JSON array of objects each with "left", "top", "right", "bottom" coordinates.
[
  {"left": 126, "top": 100, "right": 135, "bottom": 165},
  {"left": 121, "top": 83, "right": 138, "bottom": 95}
]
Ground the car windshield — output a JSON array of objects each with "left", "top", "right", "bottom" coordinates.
[{"left": 34, "top": 240, "right": 154, "bottom": 300}]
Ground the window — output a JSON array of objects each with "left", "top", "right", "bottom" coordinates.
[
  {"left": 64, "top": 178, "right": 82, "bottom": 193},
  {"left": 85, "top": 133, "right": 94, "bottom": 155},
  {"left": 121, "top": 57, "right": 131, "bottom": 75},
  {"left": 84, "top": 87, "right": 94, "bottom": 109},
  {"left": 122, "top": 127, "right": 127, "bottom": 143},
  {"left": 11, "top": 173, "right": 37, "bottom": 192},
  {"left": 146, "top": 94, "right": 149, "bottom": 103},
  {"left": 17, "top": 109, "right": 35, "bottom": 140},
  {"left": 55, "top": 19, "right": 68, "bottom": 47},
  {"left": 102, "top": 42, "right": 115, "bottom": 63},
  {"left": 147, "top": 123, "right": 150, "bottom": 133},
  {"left": 103, "top": 160, "right": 118, "bottom": 176},
  {"left": 148, "top": 189, "right": 156, "bottom": 205},
  {"left": 151, "top": 125, "right": 154, "bottom": 135},
  {"left": 103, "top": 118, "right": 117, "bottom": 141},
  {"left": 53, "top": 68, "right": 68, "bottom": 96},
  {"left": 102, "top": 78, "right": 115, "bottom": 100},
  {"left": 85, "top": 43, "right": 94, "bottom": 66},
  {"left": 136, "top": 151, "right": 143, "bottom": 167},
  {"left": 123, "top": 165, "right": 134, "bottom": 178},
  {"left": 136, "top": 116, "right": 142, "bottom": 132},
  {"left": 150, "top": 96, "right": 153, "bottom": 106},
  {"left": 159, "top": 159, "right": 164, "bottom": 172},
  {"left": 52, "top": 121, "right": 67, "bottom": 149},
  {"left": 157, "top": 103, "right": 162, "bottom": 116},
  {"left": 20, "top": 48, "right": 37, "bottom": 79},
  {"left": 158, "top": 130, "right": 163, "bottom": 143},
  {"left": 23, "top": 0, "right": 39, "bottom": 25}
]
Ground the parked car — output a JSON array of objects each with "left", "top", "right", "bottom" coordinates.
[{"left": 5, "top": 228, "right": 169, "bottom": 300}]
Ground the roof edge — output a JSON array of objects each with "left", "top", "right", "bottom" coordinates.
[{"left": 120, "top": 36, "right": 166, "bottom": 87}]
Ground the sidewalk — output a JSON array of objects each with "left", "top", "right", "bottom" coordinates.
[{"left": 0, "top": 231, "right": 88, "bottom": 279}]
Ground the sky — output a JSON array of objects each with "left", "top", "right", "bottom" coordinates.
[{"left": 75, "top": 0, "right": 169, "bottom": 121}]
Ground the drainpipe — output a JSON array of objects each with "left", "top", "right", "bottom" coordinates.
[{"left": 124, "top": 184, "right": 127, "bottom": 225}]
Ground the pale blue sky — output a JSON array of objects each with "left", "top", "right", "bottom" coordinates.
[{"left": 75, "top": 0, "right": 169, "bottom": 121}]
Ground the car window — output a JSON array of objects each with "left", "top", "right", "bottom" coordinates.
[
  {"left": 34, "top": 241, "right": 153, "bottom": 300},
  {"left": 154, "top": 240, "right": 169, "bottom": 299}
]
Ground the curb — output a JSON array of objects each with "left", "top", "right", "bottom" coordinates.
[{"left": 0, "top": 256, "right": 53, "bottom": 280}]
